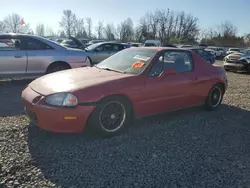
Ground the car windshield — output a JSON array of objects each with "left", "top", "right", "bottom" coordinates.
[
  {"left": 95, "top": 48, "right": 158, "bottom": 74},
  {"left": 230, "top": 48, "right": 240, "bottom": 52},
  {"left": 144, "top": 43, "right": 155, "bottom": 47}
]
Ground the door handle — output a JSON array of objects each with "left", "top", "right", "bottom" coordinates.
[
  {"left": 15, "top": 56, "right": 23, "bottom": 58},
  {"left": 191, "top": 76, "right": 198, "bottom": 81}
]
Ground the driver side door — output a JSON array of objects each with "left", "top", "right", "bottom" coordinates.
[{"left": 92, "top": 43, "right": 115, "bottom": 63}]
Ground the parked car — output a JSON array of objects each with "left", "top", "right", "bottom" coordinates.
[
  {"left": 85, "top": 42, "right": 128, "bottom": 64},
  {"left": 0, "top": 33, "right": 90, "bottom": 78},
  {"left": 60, "top": 36, "right": 86, "bottom": 49},
  {"left": 0, "top": 39, "right": 15, "bottom": 46},
  {"left": 223, "top": 50, "right": 250, "bottom": 72},
  {"left": 85, "top": 40, "right": 106, "bottom": 47},
  {"left": 144, "top": 40, "right": 161, "bottom": 47},
  {"left": 129, "top": 42, "right": 143, "bottom": 47},
  {"left": 22, "top": 47, "right": 227, "bottom": 136},
  {"left": 55, "top": 38, "right": 64, "bottom": 43},
  {"left": 226, "top": 48, "right": 240, "bottom": 55},
  {"left": 206, "top": 47, "right": 225, "bottom": 58},
  {"left": 183, "top": 47, "right": 216, "bottom": 64}
]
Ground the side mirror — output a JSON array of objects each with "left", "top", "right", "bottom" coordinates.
[{"left": 163, "top": 68, "right": 176, "bottom": 76}]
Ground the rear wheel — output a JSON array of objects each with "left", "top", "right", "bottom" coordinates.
[
  {"left": 88, "top": 96, "right": 133, "bottom": 137},
  {"left": 47, "top": 63, "right": 71, "bottom": 74},
  {"left": 204, "top": 84, "right": 224, "bottom": 110}
]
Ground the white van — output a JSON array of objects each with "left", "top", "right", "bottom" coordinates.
[{"left": 144, "top": 40, "right": 161, "bottom": 47}]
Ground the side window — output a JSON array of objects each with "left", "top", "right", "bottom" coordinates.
[
  {"left": 114, "top": 44, "right": 125, "bottom": 51},
  {"left": 148, "top": 56, "right": 164, "bottom": 77},
  {"left": 0, "top": 38, "right": 18, "bottom": 51},
  {"left": 102, "top": 44, "right": 113, "bottom": 51},
  {"left": 163, "top": 51, "right": 193, "bottom": 73},
  {"left": 20, "top": 38, "right": 53, "bottom": 50}
]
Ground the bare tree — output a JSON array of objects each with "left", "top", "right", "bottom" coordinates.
[
  {"left": 104, "top": 23, "right": 115, "bottom": 40},
  {"left": 244, "top": 33, "right": 250, "bottom": 46},
  {"left": 3, "top": 13, "right": 29, "bottom": 33},
  {"left": 74, "top": 17, "right": 87, "bottom": 37},
  {"left": 86, "top": 17, "right": 92, "bottom": 38},
  {"left": 95, "top": 21, "right": 104, "bottom": 39},
  {"left": 45, "top": 25, "right": 55, "bottom": 36},
  {"left": 0, "top": 21, "right": 6, "bottom": 33},
  {"left": 35, "top": 23, "right": 45, "bottom": 36},
  {"left": 119, "top": 18, "right": 134, "bottom": 42},
  {"left": 218, "top": 21, "right": 237, "bottom": 37},
  {"left": 59, "top": 9, "right": 76, "bottom": 37}
]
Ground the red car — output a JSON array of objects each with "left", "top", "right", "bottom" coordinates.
[{"left": 22, "top": 47, "right": 228, "bottom": 136}]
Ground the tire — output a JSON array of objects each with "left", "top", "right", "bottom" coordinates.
[
  {"left": 204, "top": 84, "right": 224, "bottom": 110},
  {"left": 88, "top": 96, "right": 133, "bottom": 137},
  {"left": 47, "top": 63, "right": 70, "bottom": 74}
]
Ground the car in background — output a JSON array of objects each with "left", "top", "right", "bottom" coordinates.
[
  {"left": 224, "top": 49, "right": 250, "bottom": 72},
  {"left": 128, "top": 42, "right": 143, "bottom": 47},
  {"left": 226, "top": 48, "right": 240, "bottom": 55},
  {"left": 85, "top": 42, "right": 128, "bottom": 64},
  {"left": 79, "top": 38, "right": 89, "bottom": 44},
  {"left": 183, "top": 47, "right": 216, "bottom": 64},
  {"left": 206, "top": 47, "right": 225, "bottom": 58},
  {"left": 60, "top": 36, "right": 86, "bottom": 50},
  {"left": 0, "top": 33, "right": 90, "bottom": 78},
  {"left": 22, "top": 47, "right": 227, "bottom": 136},
  {"left": 0, "top": 39, "right": 15, "bottom": 46},
  {"left": 55, "top": 38, "right": 64, "bottom": 43},
  {"left": 144, "top": 40, "right": 161, "bottom": 47},
  {"left": 85, "top": 40, "right": 106, "bottom": 47}
]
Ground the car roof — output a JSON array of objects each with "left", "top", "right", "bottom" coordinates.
[{"left": 135, "top": 47, "right": 192, "bottom": 52}]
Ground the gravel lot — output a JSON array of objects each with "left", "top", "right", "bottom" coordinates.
[{"left": 1, "top": 61, "right": 250, "bottom": 187}]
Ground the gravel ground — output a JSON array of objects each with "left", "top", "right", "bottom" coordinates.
[{"left": 1, "top": 61, "right": 250, "bottom": 188}]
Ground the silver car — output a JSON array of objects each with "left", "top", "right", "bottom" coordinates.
[
  {"left": 0, "top": 33, "right": 90, "bottom": 78},
  {"left": 85, "top": 42, "right": 128, "bottom": 64}
]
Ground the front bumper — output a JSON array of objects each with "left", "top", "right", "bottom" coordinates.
[
  {"left": 22, "top": 86, "right": 95, "bottom": 133},
  {"left": 223, "top": 61, "right": 248, "bottom": 71}
]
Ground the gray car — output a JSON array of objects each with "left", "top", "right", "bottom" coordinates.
[
  {"left": 0, "top": 33, "right": 90, "bottom": 78},
  {"left": 85, "top": 42, "right": 128, "bottom": 64}
]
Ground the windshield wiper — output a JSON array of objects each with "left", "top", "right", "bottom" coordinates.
[{"left": 101, "top": 67, "right": 126, "bottom": 73}]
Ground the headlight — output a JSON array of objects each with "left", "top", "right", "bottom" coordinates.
[{"left": 45, "top": 93, "right": 78, "bottom": 107}]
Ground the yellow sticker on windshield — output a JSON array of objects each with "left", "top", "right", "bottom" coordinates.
[{"left": 131, "top": 62, "right": 145, "bottom": 69}]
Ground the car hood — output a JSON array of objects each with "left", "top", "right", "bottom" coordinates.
[
  {"left": 29, "top": 67, "right": 132, "bottom": 96},
  {"left": 226, "top": 52, "right": 244, "bottom": 60}
]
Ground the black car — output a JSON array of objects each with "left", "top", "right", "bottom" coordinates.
[{"left": 184, "top": 47, "right": 216, "bottom": 64}]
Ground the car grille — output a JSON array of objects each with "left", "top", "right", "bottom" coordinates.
[{"left": 25, "top": 108, "right": 37, "bottom": 124}]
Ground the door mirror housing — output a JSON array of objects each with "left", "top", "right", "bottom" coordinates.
[{"left": 163, "top": 68, "right": 176, "bottom": 76}]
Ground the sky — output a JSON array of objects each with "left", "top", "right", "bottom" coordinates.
[{"left": 0, "top": 0, "right": 249, "bottom": 36}]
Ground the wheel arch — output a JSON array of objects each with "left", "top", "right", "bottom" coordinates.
[
  {"left": 46, "top": 61, "right": 71, "bottom": 73},
  {"left": 98, "top": 94, "right": 135, "bottom": 115}
]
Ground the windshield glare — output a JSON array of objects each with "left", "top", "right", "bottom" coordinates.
[{"left": 96, "top": 48, "right": 157, "bottom": 74}]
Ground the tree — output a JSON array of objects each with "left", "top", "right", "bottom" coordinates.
[
  {"left": 0, "top": 21, "right": 6, "bottom": 33},
  {"left": 45, "top": 25, "right": 54, "bottom": 36},
  {"left": 35, "top": 23, "right": 45, "bottom": 36},
  {"left": 104, "top": 23, "right": 115, "bottom": 40},
  {"left": 59, "top": 9, "right": 76, "bottom": 37},
  {"left": 3, "top": 13, "right": 30, "bottom": 33},
  {"left": 86, "top": 17, "right": 92, "bottom": 38},
  {"left": 244, "top": 33, "right": 250, "bottom": 47},
  {"left": 119, "top": 18, "right": 134, "bottom": 42},
  {"left": 95, "top": 21, "right": 104, "bottom": 39},
  {"left": 74, "top": 17, "right": 87, "bottom": 37}
]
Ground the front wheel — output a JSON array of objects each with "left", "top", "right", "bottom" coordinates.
[
  {"left": 204, "top": 84, "right": 224, "bottom": 110},
  {"left": 88, "top": 96, "right": 133, "bottom": 137}
]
